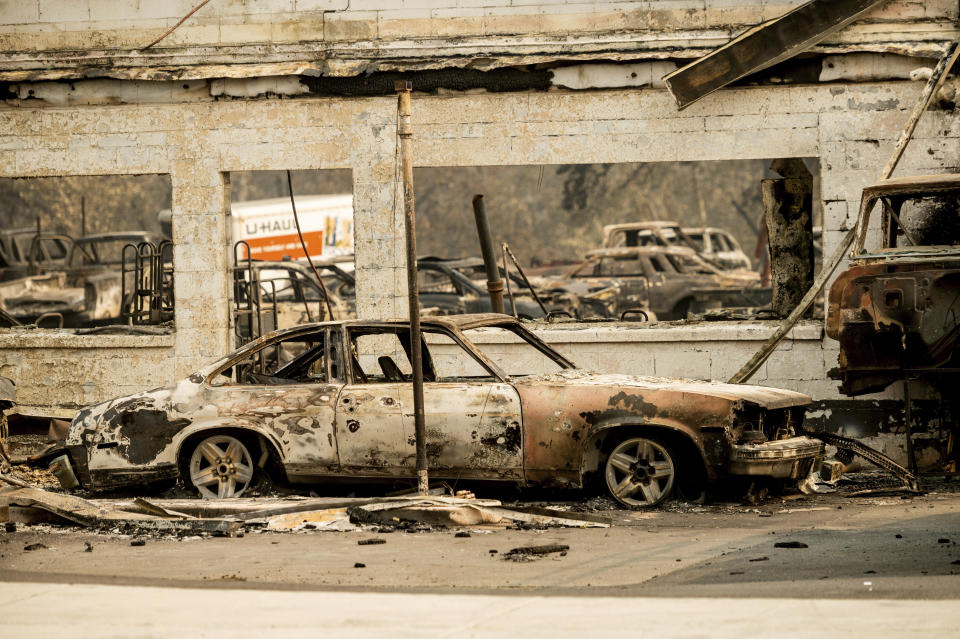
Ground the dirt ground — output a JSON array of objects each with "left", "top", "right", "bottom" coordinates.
[{"left": 2, "top": 475, "right": 959, "bottom": 600}]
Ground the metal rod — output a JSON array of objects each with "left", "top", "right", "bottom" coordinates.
[
  {"left": 141, "top": 0, "right": 214, "bottom": 50},
  {"left": 396, "top": 81, "right": 429, "bottom": 496},
  {"left": 729, "top": 40, "right": 960, "bottom": 384},
  {"left": 503, "top": 243, "right": 548, "bottom": 316},
  {"left": 904, "top": 379, "right": 917, "bottom": 474},
  {"left": 472, "top": 194, "right": 505, "bottom": 314},
  {"left": 501, "top": 243, "right": 518, "bottom": 318},
  {"left": 287, "top": 170, "right": 335, "bottom": 321},
  {"left": 81, "top": 195, "right": 86, "bottom": 237}
]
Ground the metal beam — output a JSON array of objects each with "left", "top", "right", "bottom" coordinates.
[{"left": 663, "top": 0, "right": 889, "bottom": 109}]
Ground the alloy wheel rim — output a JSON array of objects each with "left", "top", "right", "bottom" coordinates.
[
  {"left": 605, "top": 437, "right": 675, "bottom": 507},
  {"left": 189, "top": 435, "right": 254, "bottom": 499}
]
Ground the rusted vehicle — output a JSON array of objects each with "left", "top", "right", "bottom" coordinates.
[
  {"left": 827, "top": 174, "right": 960, "bottom": 396},
  {"left": 1, "top": 232, "right": 167, "bottom": 327},
  {"left": 561, "top": 246, "right": 768, "bottom": 320},
  {"left": 0, "top": 228, "right": 72, "bottom": 282},
  {"left": 602, "top": 221, "right": 751, "bottom": 271},
  {"left": 683, "top": 227, "right": 752, "bottom": 270},
  {"left": 431, "top": 256, "right": 620, "bottom": 320},
  {"left": 234, "top": 260, "right": 353, "bottom": 341},
  {"left": 418, "top": 257, "right": 578, "bottom": 319},
  {"left": 52, "top": 314, "right": 822, "bottom": 506},
  {"left": 0, "top": 375, "right": 15, "bottom": 461}
]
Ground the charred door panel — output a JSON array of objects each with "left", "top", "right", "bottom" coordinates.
[
  {"left": 206, "top": 384, "right": 340, "bottom": 477},
  {"left": 336, "top": 383, "right": 414, "bottom": 476},
  {"left": 418, "top": 382, "right": 523, "bottom": 479}
]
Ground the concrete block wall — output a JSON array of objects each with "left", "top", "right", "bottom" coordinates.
[
  {"left": 1, "top": 79, "right": 959, "bottom": 416},
  {"left": 0, "top": 0, "right": 954, "bottom": 62}
]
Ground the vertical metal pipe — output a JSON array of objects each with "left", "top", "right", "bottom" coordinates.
[
  {"left": 501, "top": 243, "right": 517, "bottom": 318},
  {"left": 904, "top": 379, "right": 917, "bottom": 474},
  {"left": 471, "top": 195, "right": 505, "bottom": 314},
  {"left": 395, "top": 81, "right": 429, "bottom": 496}
]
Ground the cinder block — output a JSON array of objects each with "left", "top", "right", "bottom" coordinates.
[
  {"left": 323, "top": 12, "right": 377, "bottom": 40},
  {"left": 39, "top": 0, "right": 89, "bottom": 22},
  {"left": 0, "top": 0, "right": 39, "bottom": 25}
]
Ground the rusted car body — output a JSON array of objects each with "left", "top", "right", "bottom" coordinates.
[
  {"left": 234, "top": 260, "right": 352, "bottom": 341},
  {"left": 53, "top": 314, "right": 822, "bottom": 506},
  {"left": 683, "top": 227, "right": 752, "bottom": 270},
  {"left": 0, "top": 229, "right": 72, "bottom": 282},
  {"left": 561, "top": 246, "right": 768, "bottom": 320},
  {"left": 601, "top": 221, "right": 751, "bottom": 270},
  {"left": 827, "top": 174, "right": 960, "bottom": 396},
  {"left": 1, "top": 232, "right": 166, "bottom": 327}
]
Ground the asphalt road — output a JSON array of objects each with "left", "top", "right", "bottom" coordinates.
[{"left": 1, "top": 486, "right": 959, "bottom": 636}]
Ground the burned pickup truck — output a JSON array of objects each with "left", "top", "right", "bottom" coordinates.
[
  {"left": 51, "top": 314, "right": 822, "bottom": 506},
  {"left": 558, "top": 246, "right": 769, "bottom": 320},
  {"left": 827, "top": 174, "right": 960, "bottom": 396},
  {"left": 0, "top": 232, "right": 168, "bottom": 327}
]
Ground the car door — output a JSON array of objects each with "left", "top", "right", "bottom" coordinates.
[
  {"left": 335, "top": 328, "right": 416, "bottom": 476},
  {"left": 335, "top": 326, "right": 523, "bottom": 480},
  {"left": 206, "top": 328, "right": 342, "bottom": 479}
]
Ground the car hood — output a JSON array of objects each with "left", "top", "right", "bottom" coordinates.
[{"left": 513, "top": 369, "right": 810, "bottom": 410}]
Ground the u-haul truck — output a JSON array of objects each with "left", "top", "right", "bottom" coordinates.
[
  {"left": 230, "top": 194, "right": 353, "bottom": 261},
  {"left": 159, "top": 194, "right": 353, "bottom": 261}
]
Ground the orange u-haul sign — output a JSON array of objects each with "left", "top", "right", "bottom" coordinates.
[{"left": 231, "top": 194, "right": 353, "bottom": 261}]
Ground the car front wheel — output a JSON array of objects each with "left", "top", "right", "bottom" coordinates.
[
  {"left": 604, "top": 436, "right": 675, "bottom": 508},
  {"left": 188, "top": 434, "right": 255, "bottom": 499}
]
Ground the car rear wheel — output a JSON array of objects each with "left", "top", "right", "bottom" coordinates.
[
  {"left": 188, "top": 434, "right": 255, "bottom": 499},
  {"left": 604, "top": 436, "right": 675, "bottom": 508}
]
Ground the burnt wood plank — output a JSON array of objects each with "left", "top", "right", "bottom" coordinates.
[{"left": 663, "top": 0, "right": 889, "bottom": 109}]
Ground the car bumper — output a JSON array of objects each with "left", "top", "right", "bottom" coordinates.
[
  {"left": 50, "top": 445, "right": 178, "bottom": 491},
  {"left": 727, "top": 436, "right": 825, "bottom": 479}
]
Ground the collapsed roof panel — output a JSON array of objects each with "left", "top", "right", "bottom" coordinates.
[{"left": 663, "top": 0, "right": 892, "bottom": 109}]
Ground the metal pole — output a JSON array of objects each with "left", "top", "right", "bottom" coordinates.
[
  {"left": 395, "top": 81, "right": 429, "bottom": 496},
  {"left": 501, "top": 243, "right": 518, "bottom": 318},
  {"left": 472, "top": 195, "right": 505, "bottom": 314},
  {"left": 81, "top": 195, "right": 86, "bottom": 236},
  {"left": 503, "top": 243, "right": 549, "bottom": 316},
  {"left": 904, "top": 379, "right": 917, "bottom": 474}
]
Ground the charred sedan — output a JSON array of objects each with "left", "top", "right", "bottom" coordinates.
[{"left": 55, "top": 314, "right": 823, "bottom": 506}]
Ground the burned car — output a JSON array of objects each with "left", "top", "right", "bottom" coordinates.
[
  {"left": 561, "top": 246, "right": 768, "bottom": 320},
  {"left": 827, "top": 174, "right": 960, "bottom": 395},
  {"left": 233, "top": 260, "right": 352, "bottom": 341},
  {"left": 601, "top": 221, "right": 752, "bottom": 271},
  {"left": 1, "top": 232, "right": 167, "bottom": 327},
  {"left": 0, "top": 228, "right": 72, "bottom": 282},
  {"left": 53, "top": 314, "right": 822, "bottom": 506}
]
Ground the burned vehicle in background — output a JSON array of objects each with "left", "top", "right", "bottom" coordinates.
[
  {"left": 602, "top": 221, "right": 752, "bottom": 271},
  {"left": 431, "top": 256, "right": 626, "bottom": 320},
  {"left": 233, "top": 259, "right": 352, "bottom": 342},
  {"left": 52, "top": 314, "right": 822, "bottom": 506},
  {"left": 0, "top": 232, "right": 168, "bottom": 327},
  {"left": 0, "top": 228, "right": 72, "bottom": 283},
  {"left": 417, "top": 257, "right": 608, "bottom": 320},
  {"left": 560, "top": 246, "right": 769, "bottom": 320},
  {"left": 827, "top": 174, "right": 960, "bottom": 396}
]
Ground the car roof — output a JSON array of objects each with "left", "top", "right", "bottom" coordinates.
[
  {"left": 861, "top": 174, "right": 960, "bottom": 199},
  {"left": 602, "top": 221, "right": 682, "bottom": 233},
  {"left": 585, "top": 245, "right": 700, "bottom": 259},
  {"left": 75, "top": 232, "right": 166, "bottom": 243},
  {"left": 249, "top": 313, "right": 522, "bottom": 340}
]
